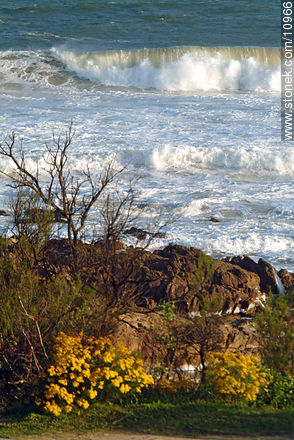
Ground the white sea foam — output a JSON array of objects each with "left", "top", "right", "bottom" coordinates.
[
  {"left": 151, "top": 145, "right": 294, "bottom": 175},
  {"left": 0, "top": 50, "right": 69, "bottom": 87},
  {"left": 179, "top": 199, "right": 210, "bottom": 217},
  {"left": 53, "top": 46, "right": 280, "bottom": 93},
  {"left": 199, "top": 233, "right": 294, "bottom": 260}
]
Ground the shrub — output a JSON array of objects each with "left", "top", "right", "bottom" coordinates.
[
  {"left": 256, "top": 291, "right": 294, "bottom": 375},
  {"left": 206, "top": 352, "right": 272, "bottom": 403},
  {"left": 257, "top": 371, "right": 294, "bottom": 408},
  {"left": 37, "top": 332, "right": 154, "bottom": 416},
  {"left": 0, "top": 241, "right": 90, "bottom": 408}
]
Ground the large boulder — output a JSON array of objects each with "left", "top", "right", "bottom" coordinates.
[
  {"left": 132, "top": 244, "right": 263, "bottom": 315},
  {"left": 229, "top": 255, "right": 280, "bottom": 295}
]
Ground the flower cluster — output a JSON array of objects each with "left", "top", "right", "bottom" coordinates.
[
  {"left": 206, "top": 352, "right": 273, "bottom": 402},
  {"left": 37, "top": 332, "right": 153, "bottom": 416}
]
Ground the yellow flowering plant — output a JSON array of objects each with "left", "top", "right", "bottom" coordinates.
[
  {"left": 206, "top": 352, "right": 273, "bottom": 403},
  {"left": 36, "top": 332, "right": 153, "bottom": 416}
]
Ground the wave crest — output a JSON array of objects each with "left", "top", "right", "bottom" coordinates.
[
  {"left": 151, "top": 145, "right": 294, "bottom": 175},
  {"left": 53, "top": 45, "right": 280, "bottom": 92}
]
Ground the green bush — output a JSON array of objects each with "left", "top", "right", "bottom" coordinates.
[
  {"left": 256, "top": 291, "right": 294, "bottom": 375},
  {"left": 257, "top": 371, "right": 294, "bottom": 408},
  {"left": 0, "top": 238, "right": 93, "bottom": 408}
]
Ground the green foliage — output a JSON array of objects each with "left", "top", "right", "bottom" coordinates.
[
  {"left": 191, "top": 251, "right": 215, "bottom": 285},
  {"left": 11, "top": 189, "right": 54, "bottom": 249},
  {"left": 137, "top": 378, "right": 199, "bottom": 404},
  {"left": 256, "top": 291, "right": 294, "bottom": 374},
  {"left": 156, "top": 301, "right": 176, "bottom": 322},
  {"left": 257, "top": 370, "right": 294, "bottom": 408},
  {"left": 197, "top": 288, "right": 221, "bottom": 315},
  {"left": 153, "top": 302, "right": 180, "bottom": 378},
  {"left": 0, "top": 245, "right": 96, "bottom": 407}
]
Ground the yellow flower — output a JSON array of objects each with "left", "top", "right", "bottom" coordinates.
[
  {"left": 88, "top": 388, "right": 98, "bottom": 399},
  {"left": 206, "top": 352, "right": 272, "bottom": 402},
  {"left": 120, "top": 383, "right": 131, "bottom": 394},
  {"left": 98, "top": 380, "right": 105, "bottom": 389},
  {"left": 112, "top": 376, "right": 123, "bottom": 388},
  {"left": 39, "top": 332, "right": 153, "bottom": 416}
]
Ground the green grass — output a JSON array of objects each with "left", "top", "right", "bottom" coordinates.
[{"left": 0, "top": 401, "right": 294, "bottom": 438}]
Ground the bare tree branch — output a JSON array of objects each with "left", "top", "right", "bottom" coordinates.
[{"left": 0, "top": 126, "right": 123, "bottom": 247}]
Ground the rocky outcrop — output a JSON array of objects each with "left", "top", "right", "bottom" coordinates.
[
  {"left": 228, "top": 255, "right": 280, "bottom": 295},
  {"left": 42, "top": 241, "right": 268, "bottom": 316},
  {"left": 129, "top": 245, "right": 263, "bottom": 315},
  {"left": 23, "top": 207, "right": 67, "bottom": 223},
  {"left": 124, "top": 226, "right": 166, "bottom": 240}
]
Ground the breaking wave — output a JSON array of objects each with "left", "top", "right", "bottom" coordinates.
[
  {"left": 53, "top": 45, "right": 280, "bottom": 92},
  {"left": 0, "top": 46, "right": 280, "bottom": 93},
  {"left": 151, "top": 144, "right": 294, "bottom": 175}
]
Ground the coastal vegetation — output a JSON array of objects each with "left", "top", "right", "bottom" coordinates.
[{"left": 0, "top": 129, "right": 293, "bottom": 437}]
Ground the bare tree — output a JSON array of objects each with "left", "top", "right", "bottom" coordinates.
[
  {"left": 101, "top": 184, "right": 137, "bottom": 249},
  {"left": 0, "top": 125, "right": 122, "bottom": 247}
]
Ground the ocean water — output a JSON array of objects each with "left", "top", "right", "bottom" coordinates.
[{"left": 0, "top": 1, "right": 292, "bottom": 271}]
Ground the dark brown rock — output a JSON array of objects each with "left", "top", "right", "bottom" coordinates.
[
  {"left": 23, "top": 207, "right": 67, "bottom": 223},
  {"left": 134, "top": 245, "right": 263, "bottom": 315},
  {"left": 229, "top": 255, "right": 280, "bottom": 295},
  {"left": 210, "top": 216, "right": 221, "bottom": 222},
  {"left": 278, "top": 268, "right": 294, "bottom": 289},
  {"left": 258, "top": 258, "right": 280, "bottom": 295},
  {"left": 42, "top": 241, "right": 265, "bottom": 316}
]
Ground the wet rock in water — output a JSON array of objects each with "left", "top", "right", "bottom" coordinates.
[
  {"left": 53, "top": 209, "right": 67, "bottom": 223},
  {"left": 210, "top": 216, "right": 221, "bottom": 222},
  {"left": 210, "top": 213, "right": 223, "bottom": 223},
  {"left": 124, "top": 226, "right": 166, "bottom": 240},
  {"left": 0, "top": 210, "right": 9, "bottom": 216},
  {"left": 124, "top": 227, "right": 148, "bottom": 240}
]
